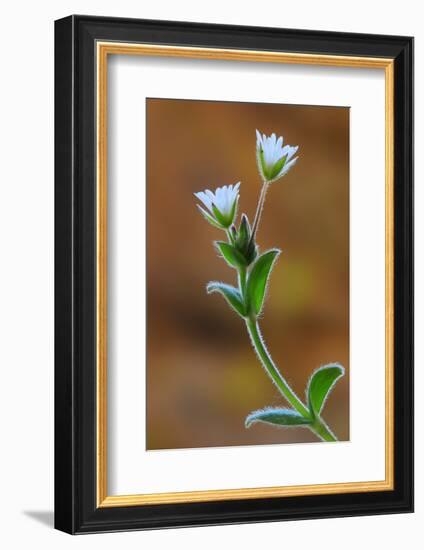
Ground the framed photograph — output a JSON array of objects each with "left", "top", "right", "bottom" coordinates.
[{"left": 54, "top": 15, "right": 413, "bottom": 534}]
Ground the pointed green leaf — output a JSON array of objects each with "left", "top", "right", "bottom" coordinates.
[
  {"left": 269, "top": 154, "right": 287, "bottom": 179},
  {"left": 228, "top": 195, "right": 239, "bottom": 227},
  {"left": 245, "top": 407, "right": 312, "bottom": 428},
  {"left": 215, "top": 241, "right": 247, "bottom": 269},
  {"left": 307, "top": 363, "right": 345, "bottom": 417},
  {"left": 246, "top": 239, "right": 258, "bottom": 265},
  {"left": 229, "top": 224, "right": 238, "bottom": 244},
  {"left": 197, "top": 205, "right": 223, "bottom": 229},
  {"left": 258, "top": 149, "right": 269, "bottom": 180},
  {"left": 206, "top": 281, "right": 246, "bottom": 317},
  {"left": 246, "top": 249, "right": 281, "bottom": 315},
  {"left": 211, "top": 204, "right": 228, "bottom": 227}
]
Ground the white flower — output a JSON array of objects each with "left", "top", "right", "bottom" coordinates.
[
  {"left": 256, "top": 130, "right": 299, "bottom": 183},
  {"left": 194, "top": 183, "right": 240, "bottom": 229}
]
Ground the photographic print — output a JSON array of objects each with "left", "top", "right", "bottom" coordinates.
[
  {"left": 146, "top": 98, "right": 350, "bottom": 450},
  {"left": 55, "top": 17, "right": 413, "bottom": 533}
]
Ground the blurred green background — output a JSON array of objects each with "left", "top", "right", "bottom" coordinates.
[{"left": 146, "top": 98, "right": 349, "bottom": 449}]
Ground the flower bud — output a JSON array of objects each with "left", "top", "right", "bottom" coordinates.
[{"left": 235, "top": 214, "right": 257, "bottom": 266}]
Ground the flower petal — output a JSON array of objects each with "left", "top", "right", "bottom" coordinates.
[
  {"left": 197, "top": 205, "right": 223, "bottom": 229},
  {"left": 279, "top": 156, "right": 299, "bottom": 177},
  {"left": 194, "top": 191, "right": 213, "bottom": 212},
  {"left": 282, "top": 145, "right": 299, "bottom": 161},
  {"left": 256, "top": 129, "right": 263, "bottom": 149}
]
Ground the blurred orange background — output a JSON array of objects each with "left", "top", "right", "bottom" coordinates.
[{"left": 146, "top": 98, "right": 349, "bottom": 449}]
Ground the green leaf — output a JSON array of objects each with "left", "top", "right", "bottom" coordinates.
[
  {"left": 229, "top": 224, "right": 238, "bottom": 243},
  {"left": 206, "top": 281, "right": 246, "bottom": 317},
  {"left": 307, "top": 363, "right": 345, "bottom": 417},
  {"left": 258, "top": 149, "right": 269, "bottom": 180},
  {"left": 245, "top": 407, "right": 312, "bottom": 428},
  {"left": 229, "top": 195, "right": 239, "bottom": 227},
  {"left": 215, "top": 241, "right": 247, "bottom": 269},
  {"left": 211, "top": 204, "right": 228, "bottom": 227},
  {"left": 269, "top": 154, "right": 287, "bottom": 180},
  {"left": 246, "top": 249, "right": 280, "bottom": 315},
  {"left": 197, "top": 205, "right": 223, "bottom": 229},
  {"left": 246, "top": 240, "right": 258, "bottom": 264}
]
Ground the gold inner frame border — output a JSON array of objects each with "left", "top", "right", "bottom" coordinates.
[{"left": 96, "top": 42, "right": 394, "bottom": 508}]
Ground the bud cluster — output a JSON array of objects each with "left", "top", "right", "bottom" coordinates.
[{"left": 230, "top": 214, "right": 257, "bottom": 266}]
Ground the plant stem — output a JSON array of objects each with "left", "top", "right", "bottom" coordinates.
[
  {"left": 238, "top": 266, "right": 247, "bottom": 298},
  {"left": 245, "top": 317, "right": 308, "bottom": 416},
  {"left": 311, "top": 417, "right": 337, "bottom": 442},
  {"left": 250, "top": 181, "right": 269, "bottom": 243},
  {"left": 245, "top": 316, "right": 337, "bottom": 442}
]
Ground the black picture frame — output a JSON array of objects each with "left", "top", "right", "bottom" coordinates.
[{"left": 55, "top": 15, "right": 413, "bottom": 534}]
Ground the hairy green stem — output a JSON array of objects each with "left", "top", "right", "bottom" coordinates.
[
  {"left": 238, "top": 265, "right": 247, "bottom": 298},
  {"left": 245, "top": 316, "right": 337, "bottom": 442},
  {"left": 311, "top": 417, "right": 337, "bottom": 442},
  {"left": 250, "top": 181, "right": 269, "bottom": 243},
  {"left": 245, "top": 317, "right": 308, "bottom": 416}
]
